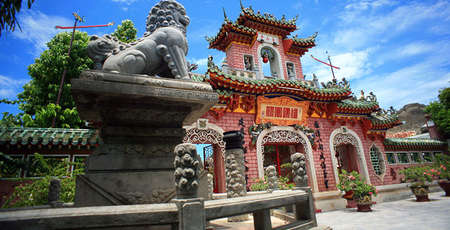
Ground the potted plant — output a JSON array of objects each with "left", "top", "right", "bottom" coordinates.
[
  {"left": 433, "top": 154, "right": 450, "bottom": 196},
  {"left": 400, "top": 166, "right": 434, "bottom": 202},
  {"left": 352, "top": 181, "right": 377, "bottom": 212},
  {"left": 337, "top": 170, "right": 362, "bottom": 208}
]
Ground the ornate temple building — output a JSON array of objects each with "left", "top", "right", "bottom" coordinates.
[
  {"left": 0, "top": 3, "right": 447, "bottom": 210},
  {"left": 181, "top": 4, "right": 448, "bottom": 208}
]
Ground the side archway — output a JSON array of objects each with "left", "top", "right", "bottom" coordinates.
[
  {"left": 255, "top": 126, "right": 319, "bottom": 192},
  {"left": 329, "top": 127, "right": 371, "bottom": 185},
  {"left": 183, "top": 121, "right": 226, "bottom": 193}
]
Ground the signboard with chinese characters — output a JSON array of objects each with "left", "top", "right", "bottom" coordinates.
[
  {"left": 257, "top": 33, "right": 279, "bottom": 45},
  {"left": 256, "top": 96, "right": 309, "bottom": 126}
]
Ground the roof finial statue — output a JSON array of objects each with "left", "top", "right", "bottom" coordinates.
[
  {"left": 359, "top": 90, "right": 365, "bottom": 100},
  {"left": 223, "top": 7, "right": 229, "bottom": 21},
  {"left": 240, "top": 0, "right": 244, "bottom": 10}
]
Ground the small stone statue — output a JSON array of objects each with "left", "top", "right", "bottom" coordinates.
[
  {"left": 48, "top": 179, "right": 61, "bottom": 206},
  {"left": 174, "top": 143, "right": 200, "bottom": 199},
  {"left": 291, "top": 153, "right": 308, "bottom": 187},
  {"left": 266, "top": 165, "right": 278, "bottom": 192},
  {"left": 359, "top": 90, "right": 365, "bottom": 100},
  {"left": 87, "top": 0, "right": 191, "bottom": 79},
  {"left": 287, "top": 63, "right": 295, "bottom": 78},
  {"left": 244, "top": 56, "right": 253, "bottom": 71}
]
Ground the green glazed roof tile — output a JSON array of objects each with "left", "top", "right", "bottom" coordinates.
[
  {"left": 384, "top": 138, "right": 447, "bottom": 147},
  {"left": 0, "top": 127, "right": 99, "bottom": 147}
]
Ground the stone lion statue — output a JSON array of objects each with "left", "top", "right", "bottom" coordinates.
[{"left": 87, "top": 0, "right": 190, "bottom": 79}]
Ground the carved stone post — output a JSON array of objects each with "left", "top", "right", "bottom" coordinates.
[
  {"left": 173, "top": 143, "right": 206, "bottom": 230},
  {"left": 207, "top": 173, "right": 214, "bottom": 200},
  {"left": 174, "top": 143, "right": 200, "bottom": 199},
  {"left": 291, "top": 152, "right": 308, "bottom": 188},
  {"left": 266, "top": 165, "right": 278, "bottom": 192},
  {"left": 48, "top": 179, "right": 63, "bottom": 207},
  {"left": 223, "top": 131, "right": 248, "bottom": 222}
]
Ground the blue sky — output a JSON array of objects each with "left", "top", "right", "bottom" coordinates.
[{"left": 0, "top": 0, "right": 449, "bottom": 115}]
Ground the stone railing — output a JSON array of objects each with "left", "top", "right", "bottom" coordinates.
[
  {"left": 223, "top": 66, "right": 259, "bottom": 79},
  {"left": 0, "top": 189, "right": 316, "bottom": 230}
]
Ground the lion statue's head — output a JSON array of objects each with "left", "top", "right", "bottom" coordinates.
[{"left": 146, "top": 0, "right": 190, "bottom": 35}]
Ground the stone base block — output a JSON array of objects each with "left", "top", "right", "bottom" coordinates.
[{"left": 75, "top": 171, "right": 175, "bottom": 206}]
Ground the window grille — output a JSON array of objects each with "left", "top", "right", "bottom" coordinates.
[
  {"left": 398, "top": 153, "right": 410, "bottom": 163},
  {"left": 410, "top": 152, "right": 421, "bottom": 162},
  {"left": 370, "top": 146, "right": 384, "bottom": 175},
  {"left": 386, "top": 153, "right": 396, "bottom": 164},
  {"left": 422, "top": 152, "right": 433, "bottom": 162}
]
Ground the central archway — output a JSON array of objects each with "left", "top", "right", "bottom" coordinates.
[{"left": 256, "top": 126, "right": 318, "bottom": 192}]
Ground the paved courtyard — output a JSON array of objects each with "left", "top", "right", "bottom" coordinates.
[
  {"left": 316, "top": 191, "right": 450, "bottom": 230},
  {"left": 209, "top": 191, "right": 449, "bottom": 230}
]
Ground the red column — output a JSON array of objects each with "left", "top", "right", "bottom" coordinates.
[{"left": 213, "top": 145, "right": 226, "bottom": 193}]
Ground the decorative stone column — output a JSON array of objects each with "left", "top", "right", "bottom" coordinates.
[
  {"left": 266, "top": 165, "right": 278, "bottom": 192},
  {"left": 207, "top": 173, "right": 214, "bottom": 200},
  {"left": 291, "top": 152, "right": 308, "bottom": 188},
  {"left": 72, "top": 70, "right": 217, "bottom": 206},
  {"left": 223, "top": 131, "right": 248, "bottom": 222},
  {"left": 173, "top": 143, "right": 206, "bottom": 230}
]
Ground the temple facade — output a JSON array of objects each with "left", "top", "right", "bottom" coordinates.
[
  {"left": 0, "top": 3, "right": 447, "bottom": 210},
  {"left": 183, "top": 4, "right": 448, "bottom": 206}
]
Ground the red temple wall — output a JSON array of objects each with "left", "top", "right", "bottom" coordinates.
[
  {"left": 202, "top": 110, "right": 433, "bottom": 192},
  {"left": 226, "top": 41, "right": 304, "bottom": 80}
]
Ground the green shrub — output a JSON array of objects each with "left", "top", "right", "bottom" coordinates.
[
  {"left": 2, "top": 153, "right": 84, "bottom": 208},
  {"left": 399, "top": 166, "right": 434, "bottom": 187},
  {"left": 433, "top": 154, "right": 450, "bottom": 180}
]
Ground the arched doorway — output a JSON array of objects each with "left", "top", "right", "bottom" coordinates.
[
  {"left": 183, "top": 121, "right": 226, "bottom": 193},
  {"left": 256, "top": 126, "right": 318, "bottom": 192},
  {"left": 329, "top": 127, "right": 371, "bottom": 185}
]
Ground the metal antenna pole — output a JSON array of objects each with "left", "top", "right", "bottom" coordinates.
[
  {"left": 52, "top": 13, "right": 80, "bottom": 128},
  {"left": 327, "top": 51, "right": 336, "bottom": 80}
]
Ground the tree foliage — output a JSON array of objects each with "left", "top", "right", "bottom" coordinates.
[
  {"left": 1, "top": 20, "right": 139, "bottom": 128},
  {"left": 112, "top": 19, "right": 137, "bottom": 43},
  {"left": 425, "top": 87, "right": 450, "bottom": 138},
  {"left": 14, "top": 31, "right": 93, "bottom": 128},
  {"left": 0, "top": 0, "right": 35, "bottom": 37}
]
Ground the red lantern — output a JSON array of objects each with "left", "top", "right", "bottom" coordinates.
[{"left": 263, "top": 56, "right": 269, "bottom": 63}]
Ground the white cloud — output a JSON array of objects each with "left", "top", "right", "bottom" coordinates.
[
  {"left": 345, "top": 0, "right": 397, "bottom": 11},
  {"left": 12, "top": 11, "right": 72, "bottom": 55},
  {"left": 0, "top": 75, "right": 28, "bottom": 98},
  {"left": 111, "top": 0, "right": 138, "bottom": 5},
  {"left": 335, "top": 1, "right": 450, "bottom": 49},
  {"left": 302, "top": 47, "right": 374, "bottom": 83},
  {"left": 351, "top": 59, "right": 450, "bottom": 109}
]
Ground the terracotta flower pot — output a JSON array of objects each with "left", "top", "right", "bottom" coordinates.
[
  {"left": 438, "top": 180, "right": 450, "bottom": 196},
  {"left": 356, "top": 196, "right": 373, "bottom": 212},
  {"left": 410, "top": 185, "right": 430, "bottom": 202},
  {"left": 356, "top": 203, "right": 372, "bottom": 212},
  {"left": 342, "top": 191, "right": 357, "bottom": 208}
]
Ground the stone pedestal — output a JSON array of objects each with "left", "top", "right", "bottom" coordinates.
[{"left": 72, "top": 70, "right": 218, "bottom": 206}]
